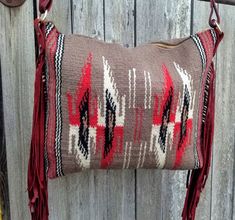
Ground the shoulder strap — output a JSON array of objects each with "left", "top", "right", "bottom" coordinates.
[
  {"left": 209, "top": 0, "right": 222, "bottom": 34},
  {"left": 39, "top": 0, "right": 52, "bottom": 14},
  {"left": 39, "top": 0, "right": 222, "bottom": 34}
]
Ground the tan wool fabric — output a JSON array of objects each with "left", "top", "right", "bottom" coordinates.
[{"left": 43, "top": 22, "right": 217, "bottom": 178}]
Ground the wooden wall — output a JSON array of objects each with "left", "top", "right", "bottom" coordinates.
[{"left": 0, "top": 0, "right": 234, "bottom": 219}]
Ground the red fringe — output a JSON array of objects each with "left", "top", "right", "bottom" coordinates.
[
  {"left": 27, "top": 19, "right": 48, "bottom": 220},
  {"left": 182, "top": 63, "right": 215, "bottom": 220}
]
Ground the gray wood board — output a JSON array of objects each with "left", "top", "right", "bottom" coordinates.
[
  {"left": 211, "top": 4, "right": 235, "bottom": 220},
  {"left": 0, "top": 1, "right": 35, "bottom": 219},
  {"left": 0, "top": 59, "right": 10, "bottom": 220}
]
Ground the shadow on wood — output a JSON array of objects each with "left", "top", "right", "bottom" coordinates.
[{"left": 0, "top": 59, "right": 10, "bottom": 220}]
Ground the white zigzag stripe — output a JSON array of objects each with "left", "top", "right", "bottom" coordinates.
[
  {"left": 54, "top": 34, "right": 65, "bottom": 176},
  {"left": 128, "top": 70, "right": 132, "bottom": 108},
  {"left": 173, "top": 62, "right": 196, "bottom": 121},
  {"left": 68, "top": 125, "right": 92, "bottom": 168},
  {"left": 123, "top": 142, "right": 128, "bottom": 169},
  {"left": 45, "top": 22, "right": 54, "bottom": 37},
  {"left": 137, "top": 142, "right": 143, "bottom": 169},
  {"left": 141, "top": 142, "right": 147, "bottom": 168},
  {"left": 148, "top": 72, "right": 152, "bottom": 109},
  {"left": 144, "top": 71, "right": 147, "bottom": 109},
  {"left": 128, "top": 68, "right": 136, "bottom": 108},
  {"left": 133, "top": 69, "right": 136, "bottom": 108},
  {"left": 98, "top": 56, "right": 126, "bottom": 126},
  {"left": 126, "top": 142, "right": 132, "bottom": 168},
  {"left": 191, "top": 35, "right": 206, "bottom": 69},
  {"left": 144, "top": 71, "right": 152, "bottom": 109}
]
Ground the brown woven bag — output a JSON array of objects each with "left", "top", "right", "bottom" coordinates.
[{"left": 28, "top": 1, "right": 224, "bottom": 219}]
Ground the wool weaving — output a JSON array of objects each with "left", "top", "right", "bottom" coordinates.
[{"left": 28, "top": 6, "right": 223, "bottom": 218}]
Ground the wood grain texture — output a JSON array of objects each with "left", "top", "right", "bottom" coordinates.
[
  {"left": 135, "top": 1, "right": 191, "bottom": 219},
  {"left": 72, "top": 0, "right": 103, "bottom": 39},
  {"left": 0, "top": 1, "right": 35, "bottom": 219},
  {"left": 0, "top": 60, "right": 10, "bottom": 220},
  {"left": 211, "top": 4, "right": 235, "bottom": 220}
]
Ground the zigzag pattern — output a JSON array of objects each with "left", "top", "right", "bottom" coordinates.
[
  {"left": 54, "top": 33, "right": 65, "bottom": 177},
  {"left": 45, "top": 22, "right": 55, "bottom": 37}
]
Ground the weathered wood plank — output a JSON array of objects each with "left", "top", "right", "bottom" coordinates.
[
  {"left": 233, "top": 129, "right": 235, "bottom": 220},
  {"left": 72, "top": 0, "right": 104, "bottom": 39},
  {"left": 135, "top": 1, "right": 191, "bottom": 219},
  {"left": 44, "top": 0, "right": 72, "bottom": 34},
  {"left": 0, "top": 1, "right": 35, "bottom": 219},
  {"left": 0, "top": 60, "right": 10, "bottom": 220},
  {"left": 211, "top": 4, "right": 235, "bottom": 220},
  {"left": 105, "top": 0, "right": 135, "bottom": 47}
]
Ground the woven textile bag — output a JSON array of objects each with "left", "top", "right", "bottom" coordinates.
[{"left": 27, "top": 1, "right": 224, "bottom": 219}]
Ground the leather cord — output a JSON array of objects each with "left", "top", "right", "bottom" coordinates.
[
  {"left": 39, "top": 0, "right": 52, "bottom": 14},
  {"left": 38, "top": 0, "right": 221, "bottom": 29},
  {"left": 209, "top": 0, "right": 221, "bottom": 27}
]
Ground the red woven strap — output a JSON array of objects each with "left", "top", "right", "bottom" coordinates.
[{"left": 39, "top": 0, "right": 52, "bottom": 14}]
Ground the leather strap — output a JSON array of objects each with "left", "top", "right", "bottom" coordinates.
[
  {"left": 209, "top": 0, "right": 221, "bottom": 27},
  {"left": 38, "top": 0, "right": 220, "bottom": 28},
  {"left": 0, "top": 0, "right": 25, "bottom": 7},
  {"left": 39, "top": 0, "right": 52, "bottom": 14}
]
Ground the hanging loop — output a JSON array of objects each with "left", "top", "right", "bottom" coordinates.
[
  {"left": 209, "top": 0, "right": 223, "bottom": 34},
  {"left": 39, "top": 0, "right": 53, "bottom": 14},
  {"left": 38, "top": 10, "right": 48, "bottom": 21}
]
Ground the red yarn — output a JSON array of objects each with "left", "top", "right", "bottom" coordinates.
[
  {"left": 27, "top": 19, "right": 48, "bottom": 220},
  {"left": 182, "top": 63, "right": 215, "bottom": 220}
]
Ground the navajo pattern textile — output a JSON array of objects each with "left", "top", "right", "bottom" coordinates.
[
  {"left": 43, "top": 22, "right": 218, "bottom": 178},
  {"left": 28, "top": 18, "right": 223, "bottom": 220}
]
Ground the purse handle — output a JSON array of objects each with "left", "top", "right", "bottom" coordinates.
[
  {"left": 38, "top": 0, "right": 222, "bottom": 33},
  {"left": 209, "top": 0, "right": 222, "bottom": 33},
  {"left": 39, "top": 0, "right": 52, "bottom": 15}
]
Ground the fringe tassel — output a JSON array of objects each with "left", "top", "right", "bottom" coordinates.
[
  {"left": 182, "top": 63, "right": 216, "bottom": 220},
  {"left": 27, "top": 19, "right": 48, "bottom": 220}
]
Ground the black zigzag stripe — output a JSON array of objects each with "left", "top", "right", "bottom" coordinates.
[
  {"left": 191, "top": 34, "right": 206, "bottom": 70},
  {"left": 45, "top": 22, "right": 55, "bottom": 37},
  {"left": 54, "top": 33, "right": 65, "bottom": 177},
  {"left": 104, "top": 89, "right": 116, "bottom": 158},
  {"left": 78, "top": 89, "right": 90, "bottom": 160},
  {"left": 158, "top": 87, "right": 173, "bottom": 153},
  {"left": 210, "top": 29, "right": 217, "bottom": 46},
  {"left": 178, "top": 85, "right": 190, "bottom": 148}
]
